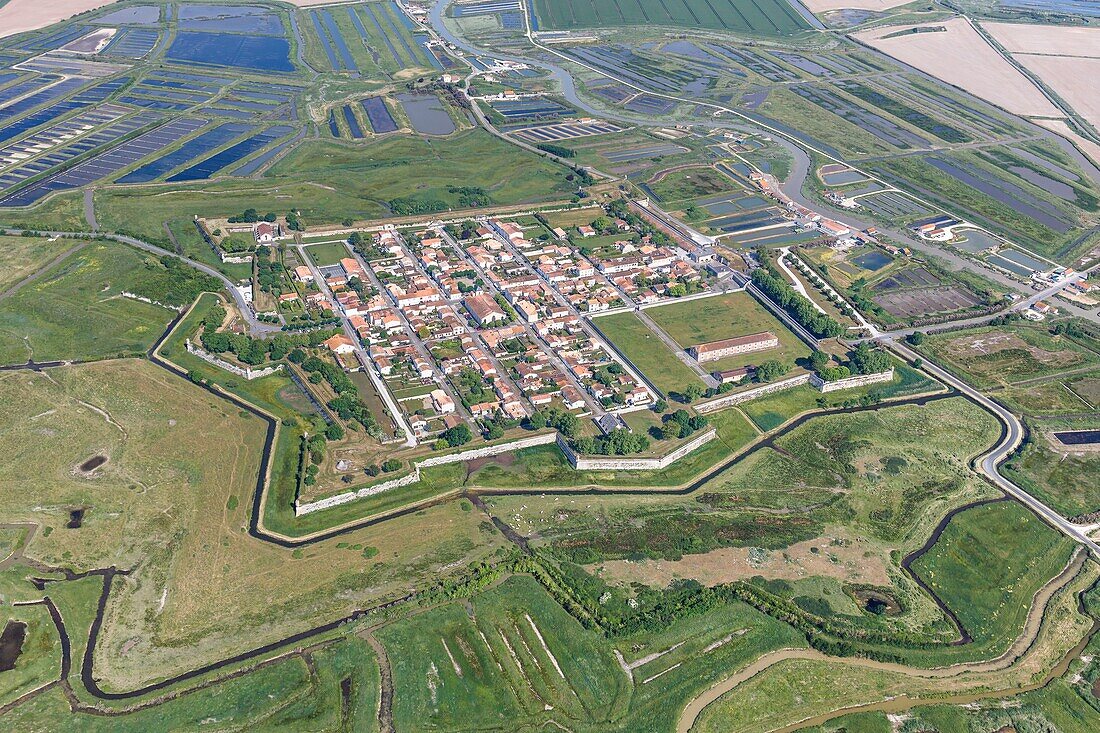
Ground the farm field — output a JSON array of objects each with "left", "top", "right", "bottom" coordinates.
[
  {"left": 0, "top": 241, "right": 177, "bottom": 364},
  {"left": 531, "top": 0, "right": 811, "bottom": 36},
  {"left": 645, "top": 291, "right": 812, "bottom": 372}
]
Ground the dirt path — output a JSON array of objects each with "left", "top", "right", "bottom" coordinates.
[
  {"left": 0, "top": 242, "right": 86, "bottom": 304},
  {"left": 362, "top": 629, "right": 394, "bottom": 733},
  {"left": 676, "top": 548, "right": 1089, "bottom": 733}
]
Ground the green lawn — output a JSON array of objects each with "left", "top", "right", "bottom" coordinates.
[
  {"left": 646, "top": 291, "right": 811, "bottom": 372},
  {"left": 0, "top": 242, "right": 176, "bottom": 364},
  {"left": 595, "top": 311, "right": 704, "bottom": 395},
  {"left": 304, "top": 240, "right": 351, "bottom": 267}
]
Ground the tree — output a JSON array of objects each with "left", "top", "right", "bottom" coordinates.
[
  {"left": 849, "top": 342, "right": 891, "bottom": 375},
  {"left": 653, "top": 398, "right": 668, "bottom": 413},
  {"left": 682, "top": 383, "right": 704, "bottom": 402},
  {"left": 525, "top": 409, "right": 547, "bottom": 429},
  {"left": 441, "top": 424, "right": 473, "bottom": 447},
  {"left": 381, "top": 458, "right": 402, "bottom": 472},
  {"left": 325, "top": 423, "right": 345, "bottom": 441},
  {"left": 906, "top": 331, "right": 925, "bottom": 346},
  {"left": 809, "top": 350, "right": 830, "bottom": 371},
  {"left": 755, "top": 360, "right": 789, "bottom": 383},
  {"left": 591, "top": 215, "right": 612, "bottom": 232}
]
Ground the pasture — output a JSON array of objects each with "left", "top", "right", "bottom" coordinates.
[
  {"left": 532, "top": 0, "right": 810, "bottom": 36},
  {"left": 0, "top": 241, "right": 175, "bottom": 364}
]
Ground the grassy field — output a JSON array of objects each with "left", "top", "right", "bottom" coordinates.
[
  {"left": 3, "top": 634, "right": 381, "bottom": 731},
  {"left": 918, "top": 324, "right": 1100, "bottom": 389},
  {"left": 304, "top": 240, "right": 350, "bottom": 267},
  {"left": 646, "top": 166, "right": 739, "bottom": 205},
  {"left": 1003, "top": 421, "right": 1100, "bottom": 519},
  {"left": 380, "top": 575, "right": 627, "bottom": 730},
  {"left": 0, "top": 234, "right": 72, "bottom": 292},
  {"left": 266, "top": 131, "right": 577, "bottom": 220},
  {"left": 0, "top": 242, "right": 176, "bottom": 364},
  {"left": 0, "top": 190, "right": 87, "bottom": 231},
  {"left": 595, "top": 311, "right": 704, "bottom": 394},
  {"left": 531, "top": 0, "right": 810, "bottom": 36},
  {"left": 0, "top": 358, "right": 503, "bottom": 691},
  {"left": 645, "top": 291, "right": 812, "bottom": 372},
  {"left": 693, "top": 558, "right": 1098, "bottom": 732},
  {"left": 490, "top": 397, "right": 1001, "bottom": 639},
  {"left": 911, "top": 500, "right": 1074, "bottom": 655}
]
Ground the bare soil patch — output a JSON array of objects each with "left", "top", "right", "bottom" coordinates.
[
  {"left": 1015, "top": 55, "right": 1100, "bottom": 131},
  {"left": 854, "top": 18, "right": 1059, "bottom": 118},
  {"left": 983, "top": 22, "right": 1100, "bottom": 58},
  {"left": 0, "top": 0, "right": 117, "bottom": 39}
]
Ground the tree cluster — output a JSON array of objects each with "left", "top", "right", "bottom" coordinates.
[{"left": 751, "top": 269, "right": 844, "bottom": 338}]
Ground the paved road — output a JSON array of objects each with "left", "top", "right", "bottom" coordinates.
[
  {"left": 296, "top": 244, "right": 417, "bottom": 447},
  {"left": 886, "top": 338, "right": 1100, "bottom": 558}
]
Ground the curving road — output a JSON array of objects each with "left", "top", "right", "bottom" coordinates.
[{"left": 885, "top": 338, "right": 1100, "bottom": 558}]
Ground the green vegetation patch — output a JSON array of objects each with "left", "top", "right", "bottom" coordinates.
[
  {"left": 0, "top": 242, "right": 190, "bottom": 364},
  {"left": 919, "top": 324, "right": 1100, "bottom": 389},
  {"left": 910, "top": 500, "right": 1074, "bottom": 654},
  {"left": 646, "top": 291, "right": 812, "bottom": 372},
  {"left": 532, "top": 0, "right": 810, "bottom": 36}
]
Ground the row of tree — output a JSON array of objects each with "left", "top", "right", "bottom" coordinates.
[{"left": 751, "top": 269, "right": 845, "bottom": 338}]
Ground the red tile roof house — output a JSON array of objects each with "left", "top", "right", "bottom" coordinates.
[
  {"left": 464, "top": 294, "right": 508, "bottom": 326},
  {"left": 253, "top": 221, "right": 281, "bottom": 243},
  {"left": 323, "top": 334, "right": 357, "bottom": 355},
  {"left": 689, "top": 332, "right": 779, "bottom": 363}
]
